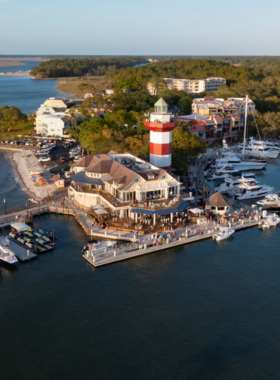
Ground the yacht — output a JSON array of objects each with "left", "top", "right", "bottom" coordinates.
[
  {"left": 256, "top": 194, "right": 279, "bottom": 207},
  {"left": 0, "top": 237, "right": 18, "bottom": 265},
  {"left": 229, "top": 182, "right": 273, "bottom": 200},
  {"left": 249, "top": 138, "right": 280, "bottom": 152},
  {"left": 212, "top": 153, "right": 267, "bottom": 170},
  {"left": 207, "top": 166, "right": 242, "bottom": 181},
  {"left": 216, "top": 176, "right": 259, "bottom": 194},
  {"left": 236, "top": 142, "right": 279, "bottom": 159}
]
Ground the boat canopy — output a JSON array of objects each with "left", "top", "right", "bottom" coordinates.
[{"left": 10, "top": 222, "right": 31, "bottom": 232}]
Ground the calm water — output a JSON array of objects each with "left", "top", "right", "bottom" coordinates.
[
  {"left": 1, "top": 157, "right": 280, "bottom": 379},
  {"left": 0, "top": 61, "right": 62, "bottom": 114}
]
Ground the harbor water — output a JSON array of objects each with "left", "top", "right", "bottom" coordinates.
[{"left": 1, "top": 157, "right": 280, "bottom": 379}]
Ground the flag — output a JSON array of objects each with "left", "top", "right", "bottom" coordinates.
[{"left": 3, "top": 198, "right": 5, "bottom": 204}]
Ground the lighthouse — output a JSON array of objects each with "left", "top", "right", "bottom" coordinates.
[{"left": 144, "top": 98, "right": 175, "bottom": 172}]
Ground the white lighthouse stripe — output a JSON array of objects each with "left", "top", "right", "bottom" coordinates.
[
  {"left": 150, "top": 154, "right": 171, "bottom": 167},
  {"left": 150, "top": 131, "right": 172, "bottom": 144}
]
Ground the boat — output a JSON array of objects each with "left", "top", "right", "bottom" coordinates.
[
  {"left": 0, "top": 238, "right": 18, "bottom": 265},
  {"left": 36, "top": 238, "right": 46, "bottom": 245},
  {"left": 256, "top": 194, "right": 280, "bottom": 207},
  {"left": 216, "top": 176, "right": 259, "bottom": 194},
  {"left": 229, "top": 182, "right": 273, "bottom": 200},
  {"left": 34, "top": 232, "right": 42, "bottom": 238},
  {"left": 258, "top": 213, "right": 280, "bottom": 229},
  {"left": 270, "top": 202, "right": 280, "bottom": 210},
  {"left": 213, "top": 153, "right": 267, "bottom": 171},
  {"left": 212, "top": 227, "right": 235, "bottom": 241},
  {"left": 207, "top": 166, "right": 245, "bottom": 181},
  {"left": 25, "top": 231, "right": 34, "bottom": 238},
  {"left": 82, "top": 238, "right": 98, "bottom": 253},
  {"left": 236, "top": 142, "right": 279, "bottom": 159},
  {"left": 85, "top": 240, "right": 117, "bottom": 255},
  {"left": 249, "top": 138, "right": 280, "bottom": 154}
]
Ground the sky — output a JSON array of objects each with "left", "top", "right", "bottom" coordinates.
[{"left": 1, "top": 0, "right": 280, "bottom": 55}]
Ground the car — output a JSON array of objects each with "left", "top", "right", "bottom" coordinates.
[
  {"left": 10, "top": 141, "right": 16, "bottom": 144},
  {"left": 63, "top": 143, "right": 70, "bottom": 148},
  {"left": 60, "top": 157, "right": 66, "bottom": 162},
  {"left": 38, "top": 156, "right": 51, "bottom": 162},
  {"left": 25, "top": 141, "right": 32, "bottom": 146}
]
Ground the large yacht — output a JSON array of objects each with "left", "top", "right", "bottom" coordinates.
[
  {"left": 0, "top": 237, "right": 18, "bottom": 265},
  {"left": 216, "top": 176, "right": 259, "bottom": 194},
  {"left": 236, "top": 142, "right": 279, "bottom": 159},
  {"left": 207, "top": 166, "right": 243, "bottom": 181},
  {"left": 211, "top": 154, "right": 266, "bottom": 170},
  {"left": 249, "top": 138, "right": 280, "bottom": 152},
  {"left": 229, "top": 182, "right": 273, "bottom": 200},
  {"left": 256, "top": 194, "right": 280, "bottom": 207}
]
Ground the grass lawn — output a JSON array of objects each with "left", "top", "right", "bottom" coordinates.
[
  {"left": 56, "top": 75, "right": 115, "bottom": 95},
  {"left": 0, "top": 122, "right": 35, "bottom": 139}
]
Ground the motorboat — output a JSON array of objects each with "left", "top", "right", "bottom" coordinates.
[
  {"left": 270, "top": 202, "right": 280, "bottom": 210},
  {"left": 85, "top": 240, "right": 117, "bottom": 255},
  {"left": 216, "top": 176, "right": 259, "bottom": 194},
  {"left": 236, "top": 143, "right": 279, "bottom": 159},
  {"left": 82, "top": 239, "right": 98, "bottom": 253},
  {"left": 249, "top": 138, "right": 280, "bottom": 153},
  {"left": 216, "top": 152, "right": 267, "bottom": 170},
  {"left": 212, "top": 227, "right": 235, "bottom": 241},
  {"left": 207, "top": 166, "right": 245, "bottom": 181},
  {"left": 229, "top": 182, "right": 273, "bottom": 200},
  {"left": 256, "top": 194, "right": 280, "bottom": 207},
  {"left": 0, "top": 238, "right": 18, "bottom": 265},
  {"left": 258, "top": 213, "right": 280, "bottom": 229}
]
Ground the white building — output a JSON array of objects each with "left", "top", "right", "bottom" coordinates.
[
  {"left": 36, "top": 115, "right": 69, "bottom": 137},
  {"left": 147, "top": 77, "right": 226, "bottom": 94}
]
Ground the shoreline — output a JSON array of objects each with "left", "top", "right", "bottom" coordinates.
[{"left": 0, "top": 70, "right": 30, "bottom": 76}]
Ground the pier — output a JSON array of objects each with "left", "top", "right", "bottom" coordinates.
[
  {"left": 83, "top": 217, "right": 260, "bottom": 268},
  {"left": 8, "top": 239, "right": 37, "bottom": 262}
]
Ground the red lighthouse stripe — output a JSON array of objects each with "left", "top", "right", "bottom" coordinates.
[{"left": 150, "top": 142, "right": 171, "bottom": 155}]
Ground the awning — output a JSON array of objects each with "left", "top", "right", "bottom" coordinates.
[
  {"left": 155, "top": 207, "right": 179, "bottom": 216},
  {"left": 189, "top": 208, "right": 204, "bottom": 214},
  {"left": 130, "top": 208, "right": 155, "bottom": 216},
  {"left": 177, "top": 201, "right": 189, "bottom": 211},
  {"left": 10, "top": 222, "right": 31, "bottom": 232},
  {"left": 223, "top": 120, "right": 230, "bottom": 124}
]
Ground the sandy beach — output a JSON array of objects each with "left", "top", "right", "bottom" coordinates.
[
  {"left": 13, "top": 150, "right": 57, "bottom": 200},
  {"left": 0, "top": 70, "right": 30, "bottom": 76}
]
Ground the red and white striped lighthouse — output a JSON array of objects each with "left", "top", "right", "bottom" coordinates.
[{"left": 144, "top": 98, "right": 175, "bottom": 172}]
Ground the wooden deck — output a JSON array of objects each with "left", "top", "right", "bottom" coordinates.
[{"left": 83, "top": 218, "right": 260, "bottom": 268}]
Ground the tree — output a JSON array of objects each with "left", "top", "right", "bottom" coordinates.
[
  {"left": 0, "top": 105, "right": 27, "bottom": 132},
  {"left": 77, "top": 83, "right": 96, "bottom": 98},
  {"left": 178, "top": 95, "right": 193, "bottom": 114}
]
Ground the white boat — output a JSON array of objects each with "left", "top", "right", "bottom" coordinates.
[
  {"left": 256, "top": 194, "right": 279, "bottom": 207},
  {"left": 230, "top": 182, "right": 273, "bottom": 200},
  {"left": 0, "top": 237, "right": 18, "bottom": 265},
  {"left": 86, "top": 240, "right": 117, "bottom": 255},
  {"left": 249, "top": 138, "right": 280, "bottom": 153},
  {"left": 237, "top": 142, "right": 279, "bottom": 159},
  {"left": 213, "top": 227, "right": 235, "bottom": 241},
  {"left": 207, "top": 166, "right": 244, "bottom": 181},
  {"left": 214, "top": 153, "right": 267, "bottom": 170},
  {"left": 258, "top": 213, "right": 280, "bottom": 229},
  {"left": 216, "top": 175, "right": 259, "bottom": 194}
]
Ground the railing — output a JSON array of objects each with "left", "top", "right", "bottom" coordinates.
[{"left": 70, "top": 186, "right": 130, "bottom": 208}]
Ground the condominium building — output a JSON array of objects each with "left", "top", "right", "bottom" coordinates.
[{"left": 148, "top": 77, "right": 226, "bottom": 95}]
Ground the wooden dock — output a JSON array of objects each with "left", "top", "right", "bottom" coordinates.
[{"left": 83, "top": 219, "right": 260, "bottom": 268}]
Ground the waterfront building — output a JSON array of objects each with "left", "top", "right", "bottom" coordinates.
[
  {"left": 35, "top": 104, "right": 66, "bottom": 133},
  {"left": 175, "top": 113, "right": 240, "bottom": 142},
  {"left": 205, "top": 192, "right": 234, "bottom": 215},
  {"left": 68, "top": 151, "right": 184, "bottom": 221},
  {"left": 144, "top": 98, "right": 176, "bottom": 172},
  {"left": 36, "top": 114, "right": 70, "bottom": 137}
]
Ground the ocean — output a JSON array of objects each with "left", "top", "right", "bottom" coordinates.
[
  {"left": 1, "top": 71, "right": 280, "bottom": 379},
  {"left": 0, "top": 61, "right": 62, "bottom": 114}
]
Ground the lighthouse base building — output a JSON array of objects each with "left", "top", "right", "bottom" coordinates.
[{"left": 144, "top": 98, "right": 175, "bottom": 172}]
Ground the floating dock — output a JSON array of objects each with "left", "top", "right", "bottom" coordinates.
[{"left": 8, "top": 239, "right": 37, "bottom": 262}]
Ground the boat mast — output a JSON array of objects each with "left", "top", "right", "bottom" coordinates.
[{"left": 242, "top": 95, "right": 248, "bottom": 158}]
